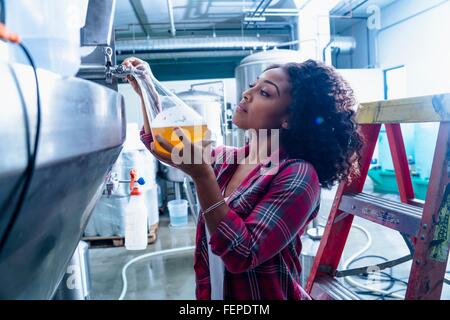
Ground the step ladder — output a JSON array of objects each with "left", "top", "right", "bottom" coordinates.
[{"left": 305, "top": 93, "right": 450, "bottom": 300}]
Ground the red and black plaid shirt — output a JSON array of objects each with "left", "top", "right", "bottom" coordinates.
[{"left": 141, "top": 130, "right": 321, "bottom": 300}]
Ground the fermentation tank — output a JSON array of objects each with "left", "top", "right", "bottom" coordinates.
[
  {"left": 0, "top": 63, "right": 125, "bottom": 299},
  {"left": 177, "top": 88, "right": 224, "bottom": 147}
]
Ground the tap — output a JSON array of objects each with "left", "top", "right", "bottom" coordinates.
[
  {"left": 103, "top": 46, "right": 145, "bottom": 84},
  {"left": 103, "top": 46, "right": 114, "bottom": 84}
]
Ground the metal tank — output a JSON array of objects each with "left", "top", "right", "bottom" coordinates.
[
  {"left": 52, "top": 241, "right": 91, "bottom": 300},
  {"left": 177, "top": 88, "right": 224, "bottom": 147},
  {"left": 0, "top": 63, "right": 125, "bottom": 299},
  {"left": 234, "top": 49, "right": 303, "bottom": 146}
]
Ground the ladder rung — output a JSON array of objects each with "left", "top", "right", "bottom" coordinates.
[
  {"left": 310, "top": 276, "right": 361, "bottom": 300},
  {"left": 356, "top": 93, "right": 450, "bottom": 124},
  {"left": 339, "top": 192, "right": 423, "bottom": 236}
]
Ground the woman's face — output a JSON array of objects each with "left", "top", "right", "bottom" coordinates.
[{"left": 233, "top": 67, "right": 292, "bottom": 130}]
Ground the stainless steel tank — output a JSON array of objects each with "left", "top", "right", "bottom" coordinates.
[
  {"left": 0, "top": 63, "right": 125, "bottom": 299},
  {"left": 234, "top": 50, "right": 303, "bottom": 146},
  {"left": 52, "top": 241, "right": 91, "bottom": 300}
]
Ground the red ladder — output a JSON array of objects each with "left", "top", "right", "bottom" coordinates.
[{"left": 305, "top": 94, "right": 450, "bottom": 300}]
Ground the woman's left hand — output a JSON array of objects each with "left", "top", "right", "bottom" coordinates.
[{"left": 149, "top": 127, "right": 215, "bottom": 181}]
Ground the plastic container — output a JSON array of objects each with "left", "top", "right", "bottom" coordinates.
[
  {"left": 6, "top": 0, "right": 89, "bottom": 76},
  {"left": 146, "top": 182, "right": 160, "bottom": 231},
  {"left": 168, "top": 199, "right": 188, "bottom": 227},
  {"left": 125, "top": 193, "right": 148, "bottom": 250},
  {"left": 0, "top": 42, "right": 8, "bottom": 63}
]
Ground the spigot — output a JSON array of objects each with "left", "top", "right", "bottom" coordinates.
[
  {"left": 103, "top": 46, "right": 114, "bottom": 84},
  {"left": 110, "top": 64, "right": 146, "bottom": 79},
  {"left": 129, "top": 169, "right": 146, "bottom": 196},
  {"left": 103, "top": 46, "right": 145, "bottom": 84},
  {"left": 104, "top": 171, "right": 119, "bottom": 197}
]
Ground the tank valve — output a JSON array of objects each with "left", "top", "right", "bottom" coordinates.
[{"left": 103, "top": 46, "right": 145, "bottom": 83}]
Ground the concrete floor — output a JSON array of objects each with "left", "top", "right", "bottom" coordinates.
[
  {"left": 89, "top": 213, "right": 197, "bottom": 300},
  {"left": 88, "top": 180, "right": 450, "bottom": 300}
]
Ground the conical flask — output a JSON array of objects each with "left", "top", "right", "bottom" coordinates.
[{"left": 130, "top": 62, "right": 208, "bottom": 155}]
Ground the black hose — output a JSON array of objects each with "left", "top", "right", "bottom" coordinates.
[
  {"left": 346, "top": 255, "right": 396, "bottom": 292},
  {"left": 0, "top": 42, "right": 41, "bottom": 253},
  {"left": 0, "top": 0, "right": 5, "bottom": 24}
]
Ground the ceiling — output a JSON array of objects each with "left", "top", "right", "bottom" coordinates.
[
  {"left": 330, "top": 0, "right": 397, "bottom": 32},
  {"left": 114, "top": 0, "right": 299, "bottom": 39},
  {"left": 111, "top": 0, "right": 398, "bottom": 80},
  {"left": 113, "top": 0, "right": 299, "bottom": 80}
]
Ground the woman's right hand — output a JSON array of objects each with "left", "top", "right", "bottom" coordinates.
[{"left": 122, "top": 57, "right": 147, "bottom": 98}]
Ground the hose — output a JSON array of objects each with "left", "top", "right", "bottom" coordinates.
[
  {"left": 0, "top": 0, "right": 5, "bottom": 25},
  {"left": 118, "top": 245, "right": 195, "bottom": 300},
  {"left": 341, "top": 224, "right": 405, "bottom": 299},
  {"left": 0, "top": 25, "right": 42, "bottom": 253}
]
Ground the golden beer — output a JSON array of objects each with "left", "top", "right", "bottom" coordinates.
[{"left": 151, "top": 124, "right": 208, "bottom": 155}]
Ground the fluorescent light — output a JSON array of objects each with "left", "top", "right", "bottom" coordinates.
[{"left": 244, "top": 16, "right": 266, "bottom": 22}]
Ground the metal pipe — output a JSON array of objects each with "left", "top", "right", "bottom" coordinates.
[
  {"left": 174, "top": 182, "right": 181, "bottom": 200},
  {"left": 322, "top": 39, "right": 333, "bottom": 63},
  {"left": 245, "top": 0, "right": 273, "bottom": 29},
  {"left": 248, "top": 0, "right": 266, "bottom": 19},
  {"left": 266, "top": 37, "right": 318, "bottom": 49},
  {"left": 116, "top": 36, "right": 284, "bottom": 52},
  {"left": 256, "top": 12, "right": 299, "bottom": 17},
  {"left": 242, "top": 8, "right": 300, "bottom": 14},
  {"left": 129, "top": 0, "right": 150, "bottom": 37},
  {"left": 166, "top": 0, "right": 176, "bottom": 37},
  {"left": 116, "top": 50, "right": 253, "bottom": 61}
]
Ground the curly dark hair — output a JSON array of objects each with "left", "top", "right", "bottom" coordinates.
[{"left": 266, "top": 60, "right": 364, "bottom": 189}]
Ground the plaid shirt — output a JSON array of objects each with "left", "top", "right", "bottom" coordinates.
[{"left": 140, "top": 129, "right": 321, "bottom": 300}]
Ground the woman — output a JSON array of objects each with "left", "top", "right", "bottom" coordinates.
[{"left": 123, "top": 57, "right": 363, "bottom": 300}]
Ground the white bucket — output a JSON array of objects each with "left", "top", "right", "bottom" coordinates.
[{"left": 168, "top": 199, "right": 188, "bottom": 227}]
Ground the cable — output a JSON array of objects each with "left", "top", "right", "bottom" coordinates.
[
  {"left": 118, "top": 246, "right": 195, "bottom": 300},
  {"left": 346, "top": 255, "right": 395, "bottom": 291},
  {"left": 0, "top": 41, "right": 41, "bottom": 253},
  {"left": 0, "top": 0, "right": 5, "bottom": 24},
  {"left": 0, "top": 65, "right": 32, "bottom": 214},
  {"left": 341, "top": 224, "right": 405, "bottom": 299}
]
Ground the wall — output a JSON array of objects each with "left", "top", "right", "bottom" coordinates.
[
  {"left": 338, "top": 0, "right": 450, "bottom": 96},
  {"left": 336, "top": 0, "right": 449, "bottom": 178},
  {"left": 376, "top": 0, "right": 450, "bottom": 96}
]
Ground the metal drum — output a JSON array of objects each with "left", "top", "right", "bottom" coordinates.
[{"left": 0, "top": 63, "right": 125, "bottom": 299}]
